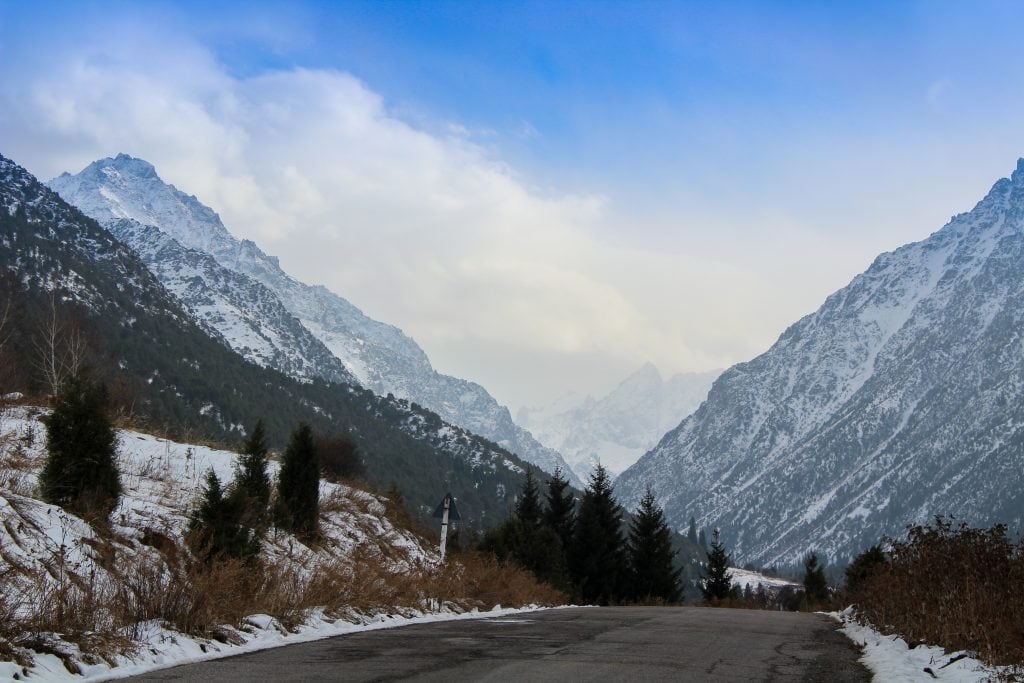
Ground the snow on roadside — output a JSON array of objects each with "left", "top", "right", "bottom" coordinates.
[
  {"left": 0, "top": 604, "right": 558, "bottom": 681},
  {"left": 831, "top": 608, "right": 1003, "bottom": 682},
  {"left": 0, "top": 405, "right": 566, "bottom": 681}
]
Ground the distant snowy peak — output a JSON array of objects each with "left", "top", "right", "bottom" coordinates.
[
  {"left": 48, "top": 155, "right": 580, "bottom": 485},
  {"left": 520, "top": 364, "right": 720, "bottom": 482},
  {"left": 616, "top": 158, "right": 1024, "bottom": 566}
]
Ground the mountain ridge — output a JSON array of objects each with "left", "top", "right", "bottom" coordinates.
[
  {"left": 48, "top": 154, "right": 581, "bottom": 486},
  {"left": 616, "top": 158, "right": 1024, "bottom": 566}
]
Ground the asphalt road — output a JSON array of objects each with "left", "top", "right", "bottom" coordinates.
[{"left": 130, "top": 606, "right": 869, "bottom": 682}]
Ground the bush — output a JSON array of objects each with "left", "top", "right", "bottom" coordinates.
[
  {"left": 315, "top": 432, "right": 365, "bottom": 482},
  {"left": 848, "top": 518, "right": 1024, "bottom": 667}
]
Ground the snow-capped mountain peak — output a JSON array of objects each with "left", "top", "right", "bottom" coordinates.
[
  {"left": 48, "top": 155, "right": 580, "bottom": 485},
  {"left": 520, "top": 363, "right": 720, "bottom": 482}
]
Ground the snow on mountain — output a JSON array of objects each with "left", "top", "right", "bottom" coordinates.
[
  {"left": 104, "top": 217, "right": 355, "bottom": 384},
  {"left": 48, "top": 155, "right": 580, "bottom": 486},
  {"left": 617, "top": 159, "right": 1024, "bottom": 567},
  {"left": 518, "top": 364, "right": 719, "bottom": 481}
]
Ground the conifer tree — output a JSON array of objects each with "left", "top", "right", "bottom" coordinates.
[
  {"left": 701, "top": 529, "right": 733, "bottom": 602},
  {"left": 570, "top": 464, "right": 627, "bottom": 604},
  {"left": 802, "top": 552, "right": 829, "bottom": 605},
  {"left": 482, "top": 471, "right": 568, "bottom": 590},
  {"left": 687, "top": 517, "right": 699, "bottom": 545},
  {"left": 40, "top": 372, "right": 121, "bottom": 518},
  {"left": 274, "top": 423, "right": 320, "bottom": 540},
  {"left": 844, "top": 544, "right": 887, "bottom": 593},
  {"left": 627, "top": 487, "right": 682, "bottom": 603},
  {"left": 232, "top": 419, "right": 270, "bottom": 528},
  {"left": 188, "top": 469, "right": 258, "bottom": 564},
  {"left": 515, "top": 469, "right": 543, "bottom": 529},
  {"left": 543, "top": 466, "right": 575, "bottom": 552},
  {"left": 698, "top": 528, "right": 708, "bottom": 551}
]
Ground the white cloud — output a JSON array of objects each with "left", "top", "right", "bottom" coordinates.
[{"left": 0, "top": 23, "right": 843, "bottom": 409}]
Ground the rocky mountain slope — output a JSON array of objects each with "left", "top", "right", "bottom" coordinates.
[
  {"left": 518, "top": 364, "right": 719, "bottom": 481},
  {"left": 617, "top": 160, "right": 1024, "bottom": 567},
  {"left": 0, "top": 151, "right": 550, "bottom": 525},
  {"left": 48, "top": 155, "right": 579, "bottom": 485}
]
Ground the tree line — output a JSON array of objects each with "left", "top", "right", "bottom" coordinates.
[{"left": 480, "top": 464, "right": 682, "bottom": 604}]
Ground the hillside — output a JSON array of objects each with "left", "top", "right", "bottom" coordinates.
[
  {"left": 0, "top": 151, "right": 550, "bottom": 527},
  {"left": 617, "top": 160, "right": 1024, "bottom": 566},
  {"left": 0, "top": 405, "right": 556, "bottom": 679}
]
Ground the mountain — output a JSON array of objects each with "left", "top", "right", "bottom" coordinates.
[
  {"left": 0, "top": 150, "right": 551, "bottom": 526},
  {"left": 106, "top": 217, "right": 355, "bottom": 385},
  {"left": 518, "top": 364, "right": 719, "bottom": 481},
  {"left": 48, "top": 155, "right": 580, "bottom": 486},
  {"left": 617, "top": 159, "right": 1024, "bottom": 567}
]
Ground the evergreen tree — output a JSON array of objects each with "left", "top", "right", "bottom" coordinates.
[
  {"left": 543, "top": 466, "right": 575, "bottom": 553},
  {"left": 231, "top": 419, "right": 270, "bottom": 528},
  {"left": 188, "top": 469, "right": 258, "bottom": 564},
  {"left": 844, "top": 544, "right": 887, "bottom": 593},
  {"left": 515, "top": 470, "right": 543, "bottom": 529},
  {"left": 481, "top": 470, "right": 569, "bottom": 590},
  {"left": 40, "top": 372, "right": 121, "bottom": 518},
  {"left": 570, "top": 464, "right": 627, "bottom": 604},
  {"left": 627, "top": 487, "right": 682, "bottom": 603},
  {"left": 274, "top": 423, "right": 320, "bottom": 540},
  {"left": 701, "top": 529, "right": 733, "bottom": 602},
  {"left": 698, "top": 528, "right": 708, "bottom": 551},
  {"left": 687, "top": 517, "right": 699, "bottom": 545},
  {"left": 802, "top": 552, "right": 830, "bottom": 604}
]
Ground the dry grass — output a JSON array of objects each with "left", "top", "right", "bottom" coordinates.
[
  {"left": 848, "top": 518, "right": 1024, "bottom": 667},
  {"left": 0, "top": 497, "right": 563, "bottom": 669}
]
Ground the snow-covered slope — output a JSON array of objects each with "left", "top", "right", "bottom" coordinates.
[
  {"left": 48, "top": 155, "right": 579, "bottom": 485},
  {"left": 617, "top": 159, "right": 1024, "bottom": 567},
  {"left": 104, "top": 217, "right": 355, "bottom": 384},
  {"left": 518, "top": 364, "right": 719, "bottom": 481}
]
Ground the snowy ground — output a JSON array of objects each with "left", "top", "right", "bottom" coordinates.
[
  {"left": 0, "top": 405, "right": 557, "bottom": 681},
  {"left": 1, "top": 604, "right": 552, "bottom": 681},
  {"left": 728, "top": 567, "right": 799, "bottom": 592},
  {"left": 831, "top": 608, "right": 1007, "bottom": 682}
]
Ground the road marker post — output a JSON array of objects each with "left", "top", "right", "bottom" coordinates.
[{"left": 432, "top": 493, "right": 461, "bottom": 563}]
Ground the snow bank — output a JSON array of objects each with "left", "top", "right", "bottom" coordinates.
[{"left": 831, "top": 608, "right": 1004, "bottom": 682}]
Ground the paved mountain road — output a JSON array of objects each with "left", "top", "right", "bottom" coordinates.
[{"left": 131, "top": 606, "right": 869, "bottom": 682}]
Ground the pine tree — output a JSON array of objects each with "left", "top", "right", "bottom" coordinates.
[
  {"left": 627, "top": 487, "right": 682, "bottom": 603},
  {"left": 698, "top": 528, "right": 708, "bottom": 551},
  {"left": 701, "top": 529, "right": 733, "bottom": 602},
  {"left": 844, "top": 544, "right": 887, "bottom": 593},
  {"left": 570, "top": 464, "right": 627, "bottom": 604},
  {"left": 188, "top": 469, "right": 258, "bottom": 564},
  {"left": 232, "top": 419, "right": 270, "bottom": 528},
  {"left": 274, "top": 423, "right": 320, "bottom": 540},
  {"left": 543, "top": 466, "right": 575, "bottom": 553},
  {"left": 515, "top": 470, "right": 543, "bottom": 529},
  {"left": 687, "top": 517, "right": 699, "bottom": 545},
  {"left": 802, "top": 552, "right": 829, "bottom": 605},
  {"left": 40, "top": 372, "right": 121, "bottom": 518}
]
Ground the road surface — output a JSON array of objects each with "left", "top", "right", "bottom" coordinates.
[{"left": 131, "top": 606, "right": 869, "bottom": 682}]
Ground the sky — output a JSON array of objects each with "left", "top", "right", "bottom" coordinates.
[{"left": 3, "top": 1, "right": 1024, "bottom": 412}]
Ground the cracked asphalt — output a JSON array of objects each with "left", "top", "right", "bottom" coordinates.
[{"left": 130, "top": 606, "right": 869, "bottom": 682}]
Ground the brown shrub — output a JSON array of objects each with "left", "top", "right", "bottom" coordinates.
[{"left": 848, "top": 518, "right": 1024, "bottom": 667}]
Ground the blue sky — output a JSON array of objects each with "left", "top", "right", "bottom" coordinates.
[{"left": 3, "top": 1, "right": 1024, "bottom": 409}]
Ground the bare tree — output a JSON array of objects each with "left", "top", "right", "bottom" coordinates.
[{"left": 34, "top": 294, "right": 89, "bottom": 395}]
